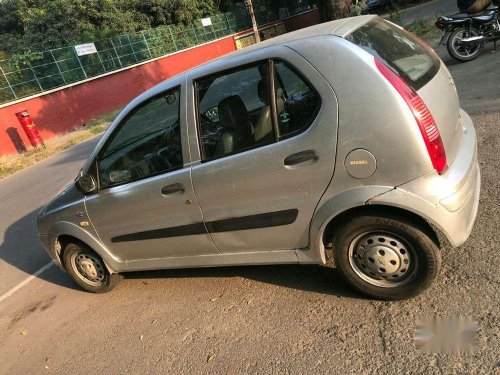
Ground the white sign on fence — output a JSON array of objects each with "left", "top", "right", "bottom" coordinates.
[
  {"left": 74, "top": 43, "right": 98, "bottom": 56},
  {"left": 201, "top": 17, "right": 212, "bottom": 27}
]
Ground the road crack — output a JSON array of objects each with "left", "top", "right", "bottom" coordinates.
[{"left": 371, "top": 301, "right": 391, "bottom": 356}]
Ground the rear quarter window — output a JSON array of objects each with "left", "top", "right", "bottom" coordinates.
[{"left": 346, "top": 18, "right": 440, "bottom": 90}]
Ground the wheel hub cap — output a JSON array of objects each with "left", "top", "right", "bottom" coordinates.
[
  {"left": 349, "top": 232, "right": 415, "bottom": 287},
  {"left": 454, "top": 30, "right": 481, "bottom": 57},
  {"left": 79, "top": 258, "right": 98, "bottom": 279},
  {"left": 74, "top": 253, "right": 105, "bottom": 283}
]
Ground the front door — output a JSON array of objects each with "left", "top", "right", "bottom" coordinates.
[
  {"left": 85, "top": 86, "right": 219, "bottom": 262},
  {"left": 188, "top": 50, "right": 338, "bottom": 253}
]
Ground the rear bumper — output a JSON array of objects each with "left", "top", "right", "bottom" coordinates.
[{"left": 369, "top": 109, "right": 480, "bottom": 248}]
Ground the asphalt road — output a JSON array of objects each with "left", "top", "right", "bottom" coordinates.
[
  {"left": 398, "top": 0, "right": 458, "bottom": 23},
  {"left": 0, "top": 19, "right": 499, "bottom": 375}
]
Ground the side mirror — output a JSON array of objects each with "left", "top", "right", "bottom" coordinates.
[{"left": 76, "top": 174, "right": 97, "bottom": 195}]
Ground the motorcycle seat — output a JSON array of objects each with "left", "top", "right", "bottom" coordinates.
[
  {"left": 472, "top": 11, "right": 496, "bottom": 23},
  {"left": 448, "top": 9, "right": 496, "bottom": 20}
]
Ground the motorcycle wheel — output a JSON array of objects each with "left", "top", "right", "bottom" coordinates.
[{"left": 447, "top": 27, "right": 484, "bottom": 62}]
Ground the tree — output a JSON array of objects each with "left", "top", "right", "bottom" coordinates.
[
  {"left": 319, "top": 0, "right": 350, "bottom": 22},
  {"left": 21, "top": 0, "right": 87, "bottom": 50},
  {"left": 0, "top": 0, "right": 223, "bottom": 57},
  {"left": 133, "top": 0, "right": 217, "bottom": 27}
]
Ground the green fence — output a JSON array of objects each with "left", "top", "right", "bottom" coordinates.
[{"left": 0, "top": 12, "right": 251, "bottom": 106}]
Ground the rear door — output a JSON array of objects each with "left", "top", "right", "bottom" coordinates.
[
  {"left": 345, "top": 18, "right": 463, "bottom": 163},
  {"left": 186, "top": 47, "right": 338, "bottom": 253}
]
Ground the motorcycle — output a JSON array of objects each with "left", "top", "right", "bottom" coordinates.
[{"left": 435, "top": 2, "right": 500, "bottom": 61}]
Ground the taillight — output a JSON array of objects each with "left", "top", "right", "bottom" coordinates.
[
  {"left": 435, "top": 21, "right": 445, "bottom": 30},
  {"left": 374, "top": 58, "right": 447, "bottom": 174}
]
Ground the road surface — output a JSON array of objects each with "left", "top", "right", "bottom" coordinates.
[{"left": 399, "top": 0, "right": 458, "bottom": 23}]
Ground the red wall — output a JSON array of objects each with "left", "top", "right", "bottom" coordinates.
[{"left": 0, "top": 36, "right": 237, "bottom": 156}]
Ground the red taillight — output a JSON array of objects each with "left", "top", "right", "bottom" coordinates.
[
  {"left": 435, "top": 21, "right": 445, "bottom": 30},
  {"left": 374, "top": 58, "right": 447, "bottom": 174}
]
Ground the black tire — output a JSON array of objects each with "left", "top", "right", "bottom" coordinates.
[
  {"left": 62, "top": 242, "right": 122, "bottom": 293},
  {"left": 447, "top": 27, "right": 484, "bottom": 62},
  {"left": 333, "top": 213, "right": 441, "bottom": 300}
]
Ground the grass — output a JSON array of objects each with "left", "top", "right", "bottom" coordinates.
[
  {"left": 406, "top": 17, "right": 441, "bottom": 40},
  {"left": 0, "top": 109, "right": 120, "bottom": 181},
  {"left": 405, "top": 17, "right": 442, "bottom": 41},
  {"left": 386, "top": 1, "right": 441, "bottom": 42}
]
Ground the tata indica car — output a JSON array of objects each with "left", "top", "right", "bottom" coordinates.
[{"left": 37, "top": 16, "right": 480, "bottom": 300}]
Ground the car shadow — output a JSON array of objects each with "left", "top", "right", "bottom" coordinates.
[
  {"left": 1, "top": 207, "right": 362, "bottom": 298},
  {"left": 0, "top": 208, "right": 81, "bottom": 292},
  {"left": 123, "top": 264, "right": 365, "bottom": 299}
]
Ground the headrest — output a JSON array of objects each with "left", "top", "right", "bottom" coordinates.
[
  {"left": 258, "top": 79, "right": 270, "bottom": 105},
  {"left": 218, "top": 95, "right": 249, "bottom": 130}
]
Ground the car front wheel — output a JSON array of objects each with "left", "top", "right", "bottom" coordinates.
[
  {"left": 333, "top": 212, "right": 441, "bottom": 300},
  {"left": 62, "top": 242, "right": 122, "bottom": 293}
]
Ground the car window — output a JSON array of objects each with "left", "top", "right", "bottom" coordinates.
[
  {"left": 196, "top": 62, "right": 275, "bottom": 160},
  {"left": 273, "top": 61, "right": 320, "bottom": 138},
  {"left": 98, "top": 88, "right": 182, "bottom": 189},
  {"left": 346, "top": 19, "right": 440, "bottom": 90}
]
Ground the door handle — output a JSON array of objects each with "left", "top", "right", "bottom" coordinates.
[
  {"left": 161, "top": 183, "right": 185, "bottom": 196},
  {"left": 284, "top": 150, "right": 319, "bottom": 166}
]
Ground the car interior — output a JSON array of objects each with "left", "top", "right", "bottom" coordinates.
[
  {"left": 197, "top": 62, "right": 275, "bottom": 160},
  {"left": 97, "top": 92, "right": 183, "bottom": 188}
]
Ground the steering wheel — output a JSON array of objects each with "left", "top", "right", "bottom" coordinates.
[{"left": 155, "top": 147, "right": 175, "bottom": 169}]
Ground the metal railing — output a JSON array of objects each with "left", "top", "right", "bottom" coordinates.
[{"left": 0, "top": 11, "right": 251, "bottom": 106}]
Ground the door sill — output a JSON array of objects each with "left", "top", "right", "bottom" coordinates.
[{"left": 123, "top": 249, "right": 300, "bottom": 272}]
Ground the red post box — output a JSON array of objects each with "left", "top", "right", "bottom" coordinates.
[{"left": 15, "top": 109, "right": 45, "bottom": 148}]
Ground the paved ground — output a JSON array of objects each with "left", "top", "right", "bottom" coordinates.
[
  {"left": 0, "top": 10, "right": 499, "bottom": 375},
  {"left": 378, "top": 0, "right": 457, "bottom": 23},
  {"left": 399, "top": 0, "right": 458, "bottom": 23}
]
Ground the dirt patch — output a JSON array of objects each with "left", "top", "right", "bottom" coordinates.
[{"left": 9, "top": 295, "right": 57, "bottom": 329}]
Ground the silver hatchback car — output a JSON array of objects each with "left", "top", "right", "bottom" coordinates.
[{"left": 37, "top": 16, "right": 480, "bottom": 300}]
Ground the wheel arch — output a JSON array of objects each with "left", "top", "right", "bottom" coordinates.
[
  {"left": 321, "top": 204, "right": 441, "bottom": 250},
  {"left": 306, "top": 197, "right": 445, "bottom": 266},
  {"left": 49, "top": 222, "right": 122, "bottom": 273}
]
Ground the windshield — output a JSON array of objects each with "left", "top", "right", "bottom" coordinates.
[{"left": 346, "top": 19, "right": 440, "bottom": 90}]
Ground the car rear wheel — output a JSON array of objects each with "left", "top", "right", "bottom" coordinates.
[
  {"left": 62, "top": 242, "right": 122, "bottom": 293},
  {"left": 333, "top": 213, "right": 441, "bottom": 300},
  {"left": 447, "top": 27, "right": 483, "bottom": 62}
]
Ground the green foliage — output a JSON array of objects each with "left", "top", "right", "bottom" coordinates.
[
  {"left": 0, "top": 0, "right": 220, "bottom": 57},
  {"left": 350, "top": 0, "right": 367, "bottom": 16},
  {"left": 319, "top": 0, "right": 350, "bottom": 22},
  {"left": 8, "top": 50, "right": 43, "bottom": 70},
  {"left": 406, "top": 17, "right": 441, "bottom": 39},
  {"left": 388, "top": 1, "right": 402, "bottom": 25}
]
